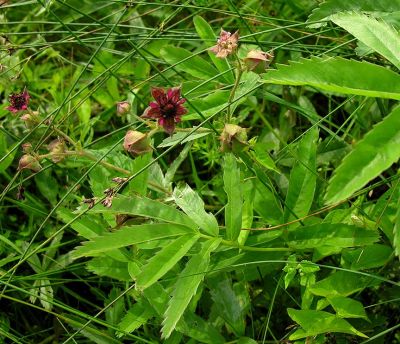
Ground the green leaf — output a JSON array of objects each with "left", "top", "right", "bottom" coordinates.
[
  {"left": 252, "top": 144, "right": 280, "bottom": 173},
  {"left": 173, "top": 184, "right": 219, "bottom": 236},
  {"left": 327, "top": 296, "right": 368, "bottom": 320},
  {"left": 72, "top": 223, "right": 195, "bottom": 258},
  {"left": 135, "top": 234, "right": 200, "bottom": 290},
  {"left": 161, "top": 238, "right": 221, "bottom": 338},
  {"left": 286, "top": 223, "right": 379, "bottom": 249},
  {"left": 223, "top": 153, "right": 243, "bottom": 241},
  {"left": 342, "top": 244, "right": 393, "bottom": 270},
  {"left": 193, "top": 15, "right": 234, "bottom": 84},
  {"left": 325, "top": 106, "right": 400, "bottom": 204},
  {"left": 309, "top": 271, "right": 381, "bottom": 297},
  {"left": 117, "top": 302, "right": 154, "bottom": 337},
  {"left": 263, "top": 57, "right": 400, "bottom": 100},
  {"left": 209, "top": 275, "right": 246, "bottom": 336},
  {"left": 160, "top": 45, "right": 221, "bottom": 81},
  {"left": 287, "top": 309, "right": 368, "bottom": 339},
  {"left": 394, "top": 187, "right": 400, "bottom": 259},
  {"left": 158, "top": 130, "right": 211, "bottom": 148},
  {"left": 89, "top": 194, "right": 197, "bottom": 229},
  {"left": 307, "top": 0, "right": 400, "bottom": 28},
  {"left": 283, "top": 128, "right": 318, "bottom": 224},
  {"left": 87, "top": 256, "right": 131, "bottom": 281},
  {"left": 331, "top": 12, "right": 400, "bottom": 69}
]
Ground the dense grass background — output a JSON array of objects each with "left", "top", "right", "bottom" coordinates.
[{"left": 1, "top": 1, "right": 400, "bottom": 343}]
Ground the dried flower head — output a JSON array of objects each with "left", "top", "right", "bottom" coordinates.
[
  {"left": 209, "top": 29, "right": 239, "bottom": 59},
  {"left": 244, "top": 50, "right": 274, "bottom": 73},
  {"left": 123, "top": 130, "right": 152, "bottom": 156},
  {"left": 116, "top": 101, "right": 131, "bottom": 116},
  {"left": 7, "top": 89, "right": 30, "bottom": 114},
  {"left": 142, "top": 86, "right": 187, "bottom": 135},
  {"left": 83, "top": 197, "right": 96, "bottom": 209},
  {"left": 18, "top": 154, "right": 41, "bottom": 172},
  {"left": 220, "top": 124, "right": 248, "bottom": 153},
  {"left": 48, "top": 139, "right": 66, "bottom": 163}
]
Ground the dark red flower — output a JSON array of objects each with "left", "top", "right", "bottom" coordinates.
[
  {"left": 142, "top": 86, "right": 187, "bottom": 135},
  {"left": 7, "top": 89, "right": 30, "bottom": 113}
]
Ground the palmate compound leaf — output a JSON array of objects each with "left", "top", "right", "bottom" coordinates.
[
  {"left": 263, "top": 56, "right": 400, "bottom": 100},
  {"left": 307, "top": 0, "right": 400, "bottom": 28},
  {"left": 161, "top": 238, "right": 221, "bottom": 339},
  {"left": 325, "top": 106, "right": 400, "bottom": 204},
  {"left": 331, "top": 12, "right": 400, "bottom": 70},
  {"left": 72, "top": 224, "right": 196, "bottom": 259}
]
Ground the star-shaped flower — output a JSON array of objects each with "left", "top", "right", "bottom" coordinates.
[
  {"left": 209, "top": 29, "right": 239, "bottom": 58},
  {"left": 7, "top": 89, "right": 30, "bottom": 113},
  {"left": 142, "top": 86, "right": 187, "bottom": 135}
]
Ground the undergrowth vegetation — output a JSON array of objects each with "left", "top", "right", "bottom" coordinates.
[{"left": 1, "top": 0, "right": 400, "bottom": 343}]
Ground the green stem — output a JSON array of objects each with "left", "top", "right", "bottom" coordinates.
[{"left": 226, "top": 53, "right": 243, "bottom": 123}]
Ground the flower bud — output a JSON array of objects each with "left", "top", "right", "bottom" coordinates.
[
  {"left": 123, "top": 130, "right": 152, "bottom": 156},
  {"left": 244, "top": 50, "right": 274, "bottom": 74},
  {"left": 20, "top": 111, "right": 39, "bottom": 129},
  {"left": 18, "top": 154, "right": 41, "bottom": 172},
  {"left": 21, "top": 142, "right": 33, "bottom": 153},
  {"left": 220, "top": 124, "right": 248, "bottom": 153},
  {"left": 116, "top": 101, "right": 131, "bottom": 116},
  {"left": 48, "top": 139, "right": 66, "bottom": 163}
]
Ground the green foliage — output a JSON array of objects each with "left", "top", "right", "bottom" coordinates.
[
  {"left": 325, "top": 106, "right": 400, "bottom": 204},
  {"left": 2, "top": 1, "right": 399, "bottom": 343},
  {"left": 264, "top": 56, "right": 400, "bottom": 100},
  {"left": 331, "top": 12, "right": 400, "bottom": 69}
]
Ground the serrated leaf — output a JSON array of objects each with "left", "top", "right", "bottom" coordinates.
[
  {"left": 136, "top": 235, "right": 199, "bottom": 290},
  {"left": 117, "top": 302, "right": 154, "bottom": 337},
  {"left": 173, "top": 184, "right": 219, "bottom": 236},
  {"left": 332, "top": 12, "right": 400, "bottom": 69},
  {"left": 309, "top": 271, "right": 381, "bottom": 297},
  {"left": 284, "top": 127, "right": 318, "bottom": 224},
  {"left": 286, "top": 223, "right": 379, "bottom": 249},
  {"left": 307, "top": 0, "right": 400, "bottom": 28},
  {"left": 325, "top": 106, "right": 400, "bottom": 204},
  {"left": 223, "top": 153, "right": 243, "bottom": 241},
  {"left": 160, "top": 45, "right": 221, "bottom": 81},
  {"left": 288, "top": 309, "right": 368, "bottom": 339},
  {"left": 89, "top": 194, "right": 197, "bottom": 230},
  {"left": 209, "top": 275, "right": 246, "bottom": 336},
  {"left": 161, "top": 238, "right": 221, "bottom": 338},
  {"left": 263, "top": 57, "right": 400, "bottom": 100},
  {"left": 193, "top": 15, "right": 234, "bottom": 84},
  {"left": 73, "top": 224, "right": 195, "bottom": 258},
  {"left": 327, "top": 296, "right": 368, "bottom": 320}
]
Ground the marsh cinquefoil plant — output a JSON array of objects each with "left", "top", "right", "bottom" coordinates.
[{"left": 1, "top": 1, "right": 400, "bottom": 343}]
